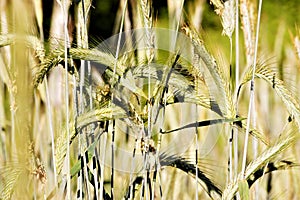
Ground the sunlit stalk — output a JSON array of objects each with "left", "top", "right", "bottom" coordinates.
[
  {"left": 56, "top": 0, "right": 72, "bottom": 198},
  {"left": 111, "top": 1, "right": 128, "bottom": 198},
  {"left": 44, "top": 76, "right": 57, "bottom": 186},
  {"left": 234, "top": 0, "right": 239, "bottom": 179},
  {"left": 241, "top": 0, "right": 263, "bottom": 177},
  {"left": 252, "top": 99, "right": 259, "bottom": 200},
  {"left": 228, "top": 36, "right": 233, "bottom": 183}
]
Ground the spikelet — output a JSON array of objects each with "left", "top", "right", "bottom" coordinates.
[
  {"left": 33, "top": 47, "right": 121, "bottom": 87},
  {"left": 182, "top": 25, "right": 235, "bottom": 118},
  {"left": 295, "top": 36, "right": 300, "bottom": 61},
  {"left": 139, "top": 0, "right": 154, "bottom": 63},
  {"left": 221, "top": 0, "right": 235, "bottom": 38},
  {"left": 209, "top": 0, "right": 224, "bottom": 15},
  {"left": 0, "top": 164, "right": 24, "bottom": 200},
  {"left": 240, "top": 0, "right": 256, "bottom": 65},
  {"left": 294, "top": 28, "right": 300, "bottom": 61},
  {"left": 240, "top": 63, "right": 300, "bottom": 129},
  {"left": 210, "top": 0, "right": 235, "bottom": 38},
  {"left": 0, "top": 34, "right": 45, "bottom": 61},
  {"left": 140, "top": 0, "right": 152, "bottom": 30}
]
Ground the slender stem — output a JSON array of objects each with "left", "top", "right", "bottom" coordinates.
[
  {"left": 82, "top": 128, "right": 92, "bottom": 199},
  {"left": 58, "top": 0, "right": 71, "bottom": 198},
  {"left": 229, "top": 129, "right": 233, "bottom": 182},
  {"left": 228, "top": 36, "right": 233, "bottom": 183},
  {"left": 74, "top": 78, "right": 83, "bottom": 200},
  {"left": 234, "top": 0, "right": 239, "bottom": 180},
  {"left": 195, "top": 105, "right": 199, "bottom": 200},
  {"left": 129, "top": 137, "right": 138, "bottom": 200},
  {"left": 110, "top": 120, "right": 115, "bottom": 199},
  {"left": 79, "top": 60, "right": 85, "bottom": 112},
  {"left": 171, "top": 0, "right": 184, "bottom": 51},
  {"left": 44, "top": 76, "right": 57, "bottom": 186},
  {"left": 78, "top": 1, "right": 86, "bottom": 198},
  {"left": 99, "top": 131, "right": 107, "bottom": 200},
  {"left": 192, "top": 44, "right": 200, "bottom": 199},
  {"left": 110, "top": 1, "right": 128, "bottom": 198},
  {"left": 241, "top": 81, "right": 253, "bottom": 176},
  {"left": 146, "top": 9, "right": 153, "bottom": 200},
  {"left": 235, "top": 0, "right": 239, "bottom": 89},
  {"left": 252, "top": 99, "right": 259, "bottom": 200},
  {"left": 241, "top": 0, "right": 263, "bottom": 177},
  {"left": 152, "top": 133, "right": 162, "bottom": 200}
]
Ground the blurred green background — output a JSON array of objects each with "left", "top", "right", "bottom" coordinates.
[{"left": 41, "top": 0, "right": 300, "bottom": 40}]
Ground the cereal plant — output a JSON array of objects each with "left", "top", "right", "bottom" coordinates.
[{"left": 0, "top": 0, "right": 300, "bottom": 199}]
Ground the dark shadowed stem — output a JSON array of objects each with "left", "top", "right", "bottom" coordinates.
[
  {"left": 83, "top": 127, "right": 92, "bottom": 199},
  {"left": 142, "top": 142, "right": 150, "bottom": 200},
  {"left": 252, "top": 100, "right": 258, "bottom": 200},
  {"left": 79, "top": 0, "right": 95, "bottom": 198},
  {"left": 195, "top": 105, "right": 199, "bottom": 200},
  {"left": 111, "top": 119, "right": 115, "bottom": 199},
  {"left": 129, "top": 137, "right": 138, "bottom": 199},
  {"left": 90, "top": 127, "right": 100, "bottom": 200},
  {"left": 77, "top": 61, "right": 84, "bottom": 200},
  {"left": 74, "top": 75, "right": 83, "bottom": 200},
  {"left": 228, "top": 35, "right": 234, "bottom": 184},
  {"left": 228, "top": 129, "right": 233, "bottom": 183},
  {"left": 87, "top": 36, "right": 99, "bottom": 198},
  {"left": 77, "top": 22, "right": 86, "bottom": 200},
  {"left": 152, "top": 132, "right": 163, "bottom": 200},
  {"left": 110, "top": 1, "right": 128, "bottom": 198},
  {"left": 79, "top": 59, "right": 92, "bottom": 199},
  {"left": 241, "top": 80, "right": 254, "bottom": 176},
  {"left": 266, "top": 173, "right": 272, "bottom": 199},
  {"left": 60, "top": 0, "right": 71, "bottom": 197},
  {"left": 78, "top": 63, "right": 91, "bottom": 200},
  {"left": 193, "top": 40, "right": 200, "bottom": 200},
  {"left": 99, "top": 125, "right": 108, "bottom": 199},
  {"left": 76, "top": 154, "right": 83, "bottom": 200},
  {"left": 147, "top": 171, "right": 152, "bottom": 199}
]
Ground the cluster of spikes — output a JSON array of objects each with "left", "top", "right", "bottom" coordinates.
[{"left": 0, "top": 0, "right": 300, "bottom": 199}]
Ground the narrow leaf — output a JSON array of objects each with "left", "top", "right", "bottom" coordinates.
[
  {"left": 238, "top": 180, "right": 249, "bottom": 200},
  {"left": 70, "top": 134, "right": 100, "bottom": 177},
  {"left": 161, "top": 117, "right": 245, "bottom": 134}
]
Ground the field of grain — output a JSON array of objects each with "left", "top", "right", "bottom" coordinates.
[{"left": 0, "top": 0, "right": 300, "bottom": 199}]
